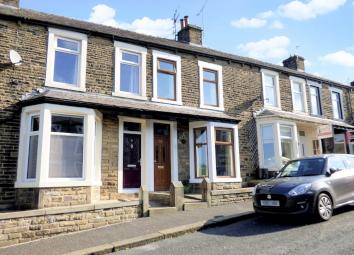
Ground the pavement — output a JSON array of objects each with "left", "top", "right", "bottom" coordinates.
[
  {"left": 115, "top": 205, "right": 354, "bottom": 255},
  {"left": 0, "top": 201, "right": 254, "bottom": 255}
]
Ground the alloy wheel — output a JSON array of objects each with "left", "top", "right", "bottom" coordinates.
[{"left": 318, "top": 194, "right": 333, "bottom": 221}]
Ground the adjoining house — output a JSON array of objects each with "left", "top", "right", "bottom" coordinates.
[{"left": 0, "top": 0, "right": 354, "bottom": 239}]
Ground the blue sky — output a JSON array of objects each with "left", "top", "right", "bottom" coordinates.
[{"left": 21, "top": 0, "right": 354, "bottom": 84}]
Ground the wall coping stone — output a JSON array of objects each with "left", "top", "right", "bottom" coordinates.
[
  {"left": 210, "top": 188, "right": 254, "bottom": 196},
  {"left": 0, "top": 200, "right": 140, "bottom": 220}
]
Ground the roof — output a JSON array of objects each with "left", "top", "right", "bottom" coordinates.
[
  {"left": 20, "top": 88, "right": 239, "bottom": 123},
  {"left": 0, "top": 5, "right": 350, "bottom": 89},
  {"left": 255, "top": 108, "right": 354, "bottom": 129}
]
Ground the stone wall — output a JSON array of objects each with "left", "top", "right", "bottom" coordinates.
[
  {"left": 0, "top": 201, "right": 141, "bottom": 248},
  {"left": 210, "top": 188, "right": 253, "bottom": 207}
]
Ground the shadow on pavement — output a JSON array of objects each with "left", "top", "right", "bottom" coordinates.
[{"left": 201, "top": 205, "right": 354, "bottom": 238}]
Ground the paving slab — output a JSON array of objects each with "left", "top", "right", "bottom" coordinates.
[{"left": 0, "top": 201, "right": 253, "bottom": 255}]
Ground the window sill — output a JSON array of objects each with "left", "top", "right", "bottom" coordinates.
[
  {"left": 264, "top": 105, "right": 281, "bottom": 111},
  {"left": 151, "top": 97, "right": 183, "bottom": 106},
  {"left": 45, "top": 82, "right": 86, "bottom": 92},
  {"left": 292, "top": 110, "right": 308, "bottom": 115},
  {"left": 112, "top": 92, "right": 147, "bottom": 101},
  {"left": 15, "top": 180, "right": 102, "bottom": 188},
  {"left": 200, "top": 105, "right": 224, "bottom": 112}
]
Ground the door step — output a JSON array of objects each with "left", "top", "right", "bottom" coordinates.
[
  {"left": 149, "top": 207, "right": 177, "bottom": 217},
  {"left": 183, "top": 202, "right": 208, "bottom": 211}
]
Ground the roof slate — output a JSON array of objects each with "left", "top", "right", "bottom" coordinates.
[{"left": 0, "top": 5, "right": 350, "bottom": 89}]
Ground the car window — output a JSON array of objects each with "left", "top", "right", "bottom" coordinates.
[
  {"left": 344, "top": 157, "right": 354, "bottom": 169},
  {"left": 278, "top": 158, "right": 325, "bottom": 177},
  {"left": 328, "top": 157, "right": 346, "bottom": 170}
]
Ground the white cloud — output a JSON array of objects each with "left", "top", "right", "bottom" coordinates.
[
  {"left": 88, "top": 4, "right": 174, "bottom": 38},
  {"left": 257, "top": 11, "right": 274, "bottom": 19},
  {"left": 320, "top": 50, "right": 354, "bottom": 67},
  {"left": 270, "top": 20, "right": 284, "bottom": 29},
  {"left": 231, "top": 18, "right": 267, "bottom": 28},
  {"left": 278, "top": 0, "right": 347, "bottom": 20},
  {"left": 238, "top": 36, "right": 290, "bottom": 60}
]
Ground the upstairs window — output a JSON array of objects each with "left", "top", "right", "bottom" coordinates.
[
  {"left": 157, "top": 59, "right": 176, "bottom": 100},
  {"left": 262, "top": 69, "right": 280, "bottom": 108},
  {"left": 331, "top": 90, "right": 343, "bottom": 120},
  {"left": 198, "top": 61, "right": 224, "bottom": 110},
  {"left": 46, "top": 28, "right": 87, "bottom": 91},
  {"left": 152, "top": 50, "right": 182, "bottom": 105},
  {"left": 290, "top": 77, "right": 307, "bottom": 113},
  {"left": 309, "top": 85, "right": 322, "bottom": 116},
  {"left": 114, "top": 42, "right": 147, "bottom": 99}
]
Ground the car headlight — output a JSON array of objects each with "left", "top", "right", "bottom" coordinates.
[{"left": 288, "top": 183, "right": 311, "bottom": 197}]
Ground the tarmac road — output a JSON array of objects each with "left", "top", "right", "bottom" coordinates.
[{"left": 114, "top": 206, "right": 354, "bottom": 255}]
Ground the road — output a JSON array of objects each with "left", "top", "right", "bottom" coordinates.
[{"left": 113, "top": 206, "right": 354, "bottom": 255}]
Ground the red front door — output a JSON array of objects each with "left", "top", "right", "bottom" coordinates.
[
  {"left": 154, "top": 123, "right": 171, "bottom": 191},
  {"left": 123, "top": 133, "right": 141, "bottom": 189}
]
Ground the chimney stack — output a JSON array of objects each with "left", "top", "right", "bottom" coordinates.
[
  {"left": 351, "top": 81, "right": 354, "bottom": 88},
  {"left": 283, "top": 55, "right": 305, "bottom": 72},
  {"left": 0, "top": 0, "right": 19, "bottom": 8},
  {"left": 177, "top": 15, "right": 203, "bottom": 45}
]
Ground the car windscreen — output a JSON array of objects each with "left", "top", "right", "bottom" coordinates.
[{"left": 278, "top": 158, "right": 325, "bottom": 177}]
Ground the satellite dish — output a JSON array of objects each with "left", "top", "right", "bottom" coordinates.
[{"left": 9, "top": 50, "right": 22, "bottom": 66}]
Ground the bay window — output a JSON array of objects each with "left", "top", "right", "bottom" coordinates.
[
  {"left": 261, "top": 124, "right": 275, "bottom": 167},
  {"left": 114, "top": 42, "right": 147, "bottom": 99},
  {"left": 16, "top": 104, "right": 102, "bottom": 188},
  {"left": 198, "top": 61, "right": 224, "bottom": 110},
  {"left": 152, "top": 50, "right": 182, "bottom": 105},
  {"left": 46, "top": 28, "right": 87, "bottom": 91},
  {"left": 331, "top": 90, "right": 343, "bottom": 120},
  {"left": 261, "top": 69, "right": 280, "bottom": 108},
  {"left": 189, "top": 122, "right": 240, "bottom": 183}
]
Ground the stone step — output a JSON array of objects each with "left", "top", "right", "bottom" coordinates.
[
  {"left": 149, "top": 207, "right": 177, "bottom": 217},
  {"left": 183, "top": 202, "right": 208, "bottom": 211},
  {"left": 149, "top": 192, "right": 170, "bottom": 206}
]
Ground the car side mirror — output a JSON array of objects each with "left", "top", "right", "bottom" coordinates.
[{"left": 329, "top": 168, "right": 337, "bottom": 174}]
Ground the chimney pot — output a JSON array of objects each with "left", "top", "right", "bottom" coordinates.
[
  {"left": 180, "top": 19, "right": 185, "bottom": 29},
  {"left": 351, "top": 81, "right": 354, "bottom": 87},
  {"left": 177, "top": 15, "right": 203, "bottom": 45},
  {"left": 184, "top": 16, "right": 189, "bottom": 27}
]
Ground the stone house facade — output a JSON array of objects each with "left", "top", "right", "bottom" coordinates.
[{"left": 0, "top": 0, "right": 353, "bottom": 211}]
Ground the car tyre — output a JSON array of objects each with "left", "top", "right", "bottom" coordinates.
[{"left": 316, "top": 193, "right": 333, "bottom": 221}]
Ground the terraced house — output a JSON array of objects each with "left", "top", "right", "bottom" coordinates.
[{"left": 1, "top": 0, "right": 354, "bottom": 246}]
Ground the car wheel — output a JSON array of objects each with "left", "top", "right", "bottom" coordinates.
[{"left": 316, "top": 193, "right": 333, "bottom": 221}]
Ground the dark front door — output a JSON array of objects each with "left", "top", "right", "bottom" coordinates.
[
  {"left": 123, "top": 133, "right": 141, "bottom": 189},
  {"left": 154, "top": 123, "right": 171, "bottom": 191}
]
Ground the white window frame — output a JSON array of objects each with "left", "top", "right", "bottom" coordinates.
[
  {"left": 45, "top": 28, "right": 87, "bottom": 92},
  {"left": 15, "top": 104, "right": 102, "bottom": 188},
  {"left": 152, "top": 50, "right": 182, "bottom": 105},
  {"left": 261, "top": 69, "right": 281, "bottom": 109},
  {"left": 308, "top": 81, "right": 322, "bottom": 116},
  {"left": 330, "top": 87, "right": 344, "bottom": 120},
  {"left": 290, "top": 76, "right": 308, "bottom": 114},
  {"left": 189, "top": 121, "right": 241, "bottom": 184},
  {"left": 113, "top": 41, "right": 147, "bottom": 100},
  {"left": 256, "top": 119, "right": 299, "bottom": 171},
  {"left": 198, "top": 61, "right": 224, "bottom": 111}
]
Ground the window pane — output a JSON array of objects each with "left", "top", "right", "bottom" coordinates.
[
  {"left": 293, "top": 92, "right": 304, "bottom": 111},
  {"left": 122, "top": 52, "right": 139, "bottom": 63},
  {"left": 215, "top": 129, "right": 232, "bottom": 143},
  {"left": 264, "top": 75, "right": 274, "bottom": 87},
  {"left": 215, "top": 144, "right": 234, "bottom": 176},
  {"left": 51, "top": 116, "right": 84, "bottom": 134},
  {"left": 49, "top": 135, "right": 83, "bottom": 178},
  {"left": 265, "top": 86, "right": 276, "bottom": 106},
  {"left": 203, "top": 81, "right": 218, "bottom": 106},
  {"left": 157, "top": 72, "right": 175, "bottom": 99},
  {"left": 120, "top": 63, "right": 140, "bottom": 94},
  {"left": 262, "top": 125, "right": 273, "bottom": 140},
  {"left": 196, "top": 144, "right": 208, "bottom": 177},
  {"left": 328, "top": 157, "right": 346, "bottom": 170},
  {"left": 124, "top": 122, "right": 141, "bottom": 132},
  {"left": 292, "top": 82, "right": 301, "bottom": 93},
  {"left": 195, "top": 128, "right": 207, "bottom": 144},
  {"left": 310, "top": 87, "right": 320, "bottom": 115},
  {"left": 334, "top": 133, "right": 345, "bottom": 143},
  {"left": 280, "top": 126, "right": 292, "bottom": 138},
  {"left": 281, "top": 139, "right": 293, "bottom": 159},
  {"left": 27, "top": 135, "right": 38, "bottom": 179},
  {"left": 54, "top": 51, "right": 79, "bottom": 85},
  {"left": 31, "top": 116, "right": 40, "bottom": 132},
  {"left": 262, "top": 125, "right": 275, "bottom": 164},
  {"left": 158, "top": 60, "right": 175, "bottom": 72},
  {"left": 203, "top": 70, "right": 216, "bottom": 81},
  {"left": 57, "top": 39, "right": 79, "bottom": 51}
]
